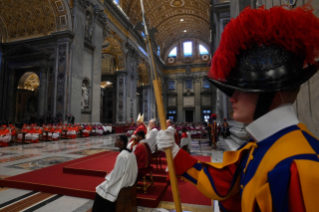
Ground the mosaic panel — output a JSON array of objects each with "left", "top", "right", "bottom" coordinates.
[
  {"left": 6, "top": 156, "right": 73, "bottom": 170},
  {"left": 0, "top": 154, "right": 41, "bottom": 164},
  {"left": 0, "top": 152, "right": 16, "bottom": 157},
  {"left": 41, "top": 146, "right": 79, "bottom": 153}
]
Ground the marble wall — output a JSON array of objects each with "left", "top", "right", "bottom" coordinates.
[{"left": 163, "top": 70, "right": 215, "bottom": 123}]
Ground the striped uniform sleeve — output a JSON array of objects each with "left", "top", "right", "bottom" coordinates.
[{"left": 174, "top": 149, "right": 242, "bottom": 201}]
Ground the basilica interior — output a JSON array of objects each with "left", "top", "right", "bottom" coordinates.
[{"left": 0, "top": 0, "right": 319, "bottom": 211}]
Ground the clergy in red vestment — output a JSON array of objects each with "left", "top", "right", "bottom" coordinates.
[
  {"left": 133, "top": 113, "right": 147, "bottom": 135},
  {"left": 129, "top": 113, "right": 147, "bottom": 148},
  {"left": 0, "top": 125, "right": 11, "bottom": 147},
  {"left": 132, "top": 131, "right": 152, "bottom": 169}
]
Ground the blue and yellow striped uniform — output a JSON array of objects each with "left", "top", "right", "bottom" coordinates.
[{"left": 174, "top": 123, "right": 319, "bottom": 212}]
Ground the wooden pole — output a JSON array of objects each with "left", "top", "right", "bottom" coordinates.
[
  {"left": 153, "top": 79, "right": 182, "bottom": 212},
  {"left": 138, "top": 0, "right": 182, "bottom": 211}
]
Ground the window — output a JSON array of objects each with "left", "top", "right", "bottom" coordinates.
[
  {"left": 199, "top": 45, "right": 209, "bottom": 55},
  {"left": 157, "top": 46, "right": 160, "bottom": 56},
  {"left": 185, "top": 79, "right": 192, "bottom": 90},
  {"left": 141, "top": 31, "right": 145, "bottom": 38},
  {"left": 138, "top": 46, "right": 148, "bottom": 56},
  {"left": 168, "top": 47, "right": 177, "bottom": 57},
  {"left": 183, "top": 42, "right": 192, "bottom": 56},
  {"left": 114, "top": 0, "right": 119, "bottom": 4},
  {"left": 168, "top": 116, "right": 175, "bottom": 121},
  {"left": 203, "top": 78, "right": 210, "bottom": 89},
  {"left": 203, "top": 110, "right": 211, "bottom": 122},
  {"left": 169, "top": 80, "right": 175, "bottom": 90}
]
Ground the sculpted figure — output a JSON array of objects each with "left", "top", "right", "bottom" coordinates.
[{"left": 82, "top": 83, "right": 89, "bottom": 109}]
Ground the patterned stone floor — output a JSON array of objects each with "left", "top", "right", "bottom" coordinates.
[{"left": 0, "top": 134, "right": 224, "bottom": 212}]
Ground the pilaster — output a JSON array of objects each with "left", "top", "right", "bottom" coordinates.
[
  {"left": 38, "top": 65, "right": 48, "bottom": 116},
  {"left": 6, "top": 69, "right": 15, "bottom": 122},
  {"left": 142, "top": 85, "right": 151, "bottom": 122},
  {"left": 176, "top": 78, "right": 183, "bottom": 122},
  {"left": 194, "top": 77, "right": 201, "bottom": 122},
  {"left": 116, "top": 71, "right": 126, "bottom": 123}
]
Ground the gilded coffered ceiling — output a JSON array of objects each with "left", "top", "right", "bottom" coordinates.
[
  {"left": 122, "top": 0, "right": 210, "bottom": 52},
  {"left": 0, "top": 0, "right": 71, "bottom": 43}
]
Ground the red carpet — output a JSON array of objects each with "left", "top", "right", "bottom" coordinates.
[
  {"left": 0, "top": 151, "right": 168, "bottom": 207},
  {"left": 0, "top": 151, "right": 212, "bottom": 207},
  {"left": 63, "top": 151, "right": 119, "bottom": 177}
]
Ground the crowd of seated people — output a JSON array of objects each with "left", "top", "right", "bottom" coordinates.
[
  {"left": 0, "top": 122, "right": 117, "bottom": 147},
  {"left": 0, "top": 124, "right": 16, "bottom": 147}
]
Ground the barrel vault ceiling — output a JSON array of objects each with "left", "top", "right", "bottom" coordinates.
[
  {"left": 0, "top": 0, "right": 71, "bottom": 43},
  {"left": 122, "top": 0, "right": 210, "bottom": 53}
]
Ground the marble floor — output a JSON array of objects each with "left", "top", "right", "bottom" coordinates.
[{"left": 0, "top": 134, "right": 225, "bottom": 212}]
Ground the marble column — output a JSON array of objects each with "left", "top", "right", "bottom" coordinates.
[
  {"left": 6, "top": 69, "right": 15, "bottom": 122},
  {"left": 177, "top": 79, "right": 183, "bottom": 122},
  {"left": 162, "top": 78, "right": 168, "bottom": 115},
  {"left": 116, "top": 71, "right": 126, "bottom": 123},
  {"left": 230, "top": 0, "right": 251, "bottom": 18},
  {"left": 38, "top": 66, "right": 48, "bottom": 116},
  {"left": 125, "top": 72, "right": 132, "bottom": 122},
  {"left": 55, "top": 42, "right": 69, "bottom": 120},
  {"left": 0, "top": 52, "right": 4, "bottom": 119},
  {"left": 90, "top": 6, "right": 105, "bottom": 123},
  {"left": 142, "top": 85, "right": 151, "bottom": 122},
  {"left": 194, "top": 77, "right": 201, "bottom": 122},
  {"left": 69, "top": 1, "right": 86, "bottom": 123},
  {"left": 149, "top": 86, "right": 156, "bottom": 121}
]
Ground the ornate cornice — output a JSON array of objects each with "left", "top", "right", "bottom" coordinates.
[
  {"left": 103, "top": 0, "right": 144, "bottom": 47},
  {"left": 74, "top": 0, "right": 91, "bottom": 10}
]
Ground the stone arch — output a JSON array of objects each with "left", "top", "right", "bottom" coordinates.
[
  {"left": 0, "top": 0, "right": 72, "bottom": 43},
  {"left": 16, "top": 71, "right": 40, "bottom": 121},
  {"left": 17, "top": 72, "right": 40, "bottom": 91},
  {"left": 102, "top": 36, "right": 126, "bottom": 71},
  {"left": 137, "top": 63, "right": 149, "bottom": 86}
]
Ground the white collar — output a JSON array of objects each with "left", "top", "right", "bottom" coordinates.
[{"left": 246, "top": 104, "right": 299, "bottom": 142}]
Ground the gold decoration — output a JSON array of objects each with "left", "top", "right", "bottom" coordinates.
[
  {"left": 137, "top": 63, "right": 149, "bottom": 85},
  {"left": 103, "top": 36, "right": 126, "bottom": 70},
  {"left": 0, "top": 0, "right": 69, "bottom": 43},
  {"left": 122, "top": 0, "right": 210, "bottom": 54},
  {"left": 23, "top": 74, "right": 40, "bottom": 91}
]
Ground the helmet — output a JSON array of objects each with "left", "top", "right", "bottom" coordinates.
[
  {"left": 206, "top": 5, "right": 319, "bottom": 97},
  {"left": 206, "top": 5, "right": 319, "bottom": 120}
]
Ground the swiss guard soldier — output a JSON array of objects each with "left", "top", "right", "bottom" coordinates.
[
  {"left": 157, "top": 4, "right": 319, "bottom": 212},
  {"left": 221, "top": 118, "right": 230, "bottom": 138}
]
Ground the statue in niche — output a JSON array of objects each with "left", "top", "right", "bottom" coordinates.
[
  {"left": 82, "top": 83, "right": 89, "bottom": 109},
  {"left": 85, "top": 12, "right": 93, "bottom": 40}
]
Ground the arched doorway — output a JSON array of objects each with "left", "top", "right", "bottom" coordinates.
[
  {"left": 16, "top": 72, "right": 40, "bottom": 123},
  {"left": 100, "top": 81, "right": 115, "bottom": 123}
]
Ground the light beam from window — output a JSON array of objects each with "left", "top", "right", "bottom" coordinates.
[
  {"left": 199, "top": 45, "right": 209, "bottom": 55},
  {"left": 183, "top": 42, "right": 192, "bottom": 56},
  {"left": 168, "top": 47, "right": 177, "bottom": 57}
]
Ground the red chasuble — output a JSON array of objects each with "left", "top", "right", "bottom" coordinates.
[
  {"left": 133, "top": 123, "right": 147, "bottom": 135},
  {"left": 134, "top": 142, "right": 152, "bottom": 169}
]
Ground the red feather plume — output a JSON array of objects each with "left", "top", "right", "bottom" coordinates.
[{"left": 208, "top": 4, "right": 319, "bottom": 81}]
